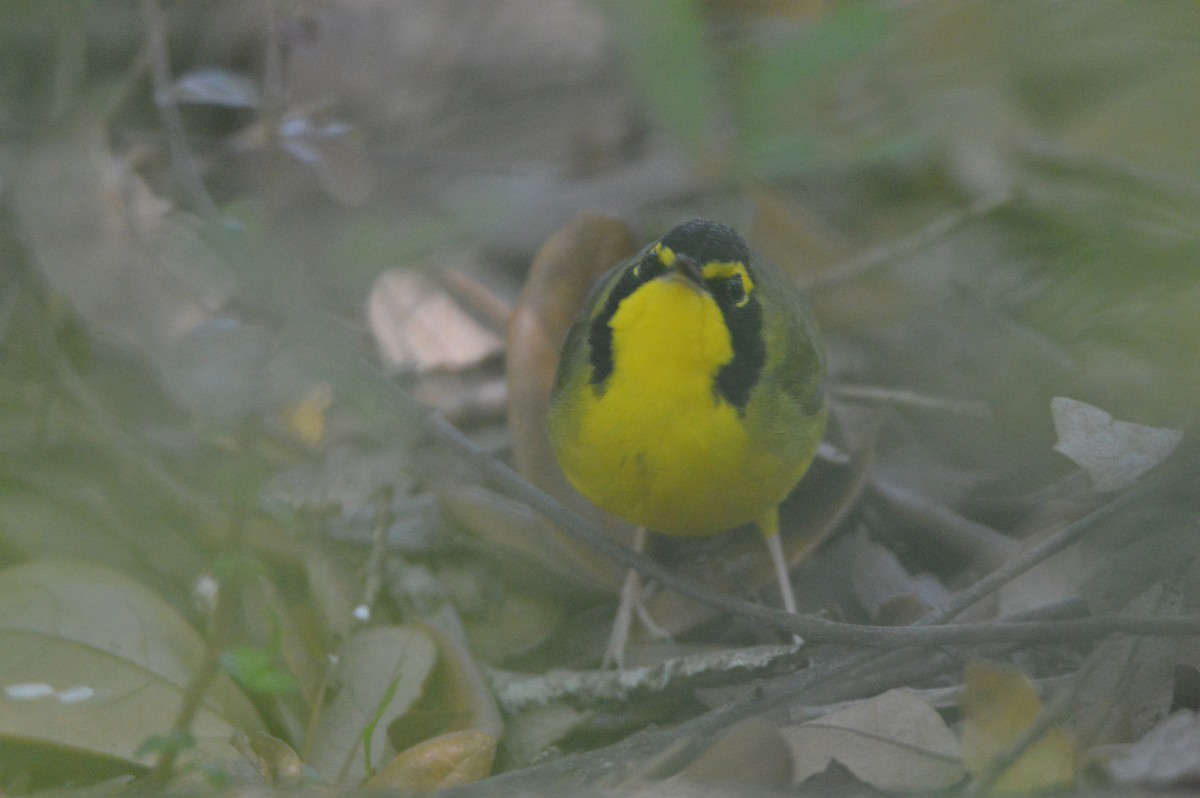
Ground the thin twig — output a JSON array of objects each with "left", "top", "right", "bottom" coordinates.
[
  {"left": 833, "top": 384, "right": 994, "bottom": 419},
  {"left": 139, "top": 0, "right": 220, "bottom": 218},
  {"left": 149, "top": 561, "right": 239, "bottom": 785},
  {"left": 27, "top": 282, "right": 223, "bottom": 525},
  {"left": 354, "top": 487, "right": 393, "bottom": 624},
  {"left": 929, "top": 436, "right": 1196, "bottom": 625},
  {"left": 871, "top": 477, "right": 1017, "bottom": 569},
  {"left": 805, "top": 192, "right": 1014, "bottom": 293},
  {"left": 396, "top": 373, "right": 1199, "bottom": 645},
  {"left": 963, "top": 680, "right": 1078, "bottom": 797},
  {"left": 438, "top": 601, "right": 1086, "bottom": 797}
]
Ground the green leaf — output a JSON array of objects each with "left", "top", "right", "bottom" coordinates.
[
  {"left": 590, "top": 0, "right": 724, "bottom": 161},
  {"left": 219, "top": 646, "right": 300, "bottom": 696},
  {"left": 0, "top": 560, "right": 263, "bottom": 767},
  {"left": 307, "top": 625, "right": 438, "bottom": 785},
  {"left": 733, "top": 4, "right": 898, "bottom": 177}
]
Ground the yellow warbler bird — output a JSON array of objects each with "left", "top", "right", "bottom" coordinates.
[{"left": 547, "top": 219, "right": 827, "bottom": 664}]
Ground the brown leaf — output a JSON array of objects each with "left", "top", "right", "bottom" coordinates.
[
  {"left": 784, "top": 688, "right": 964, "bottom": 791},
  {"left": 369, "top": 269, "right": 503, "bottom": 373},
  {"left": 503, "top": 213, "right": 639, "bottom": 589},
  {"left": 506, "top": 212, "right": 635, "bottom": 495},
  {"left": 1072, "top": 581, "right": 1181, "bottom": 747},
  {"left": 366, "top": 729, "right": 496, "bottom": 790},
  {"left": 672, "top": 718, "right": 793, "bottom": 788}
]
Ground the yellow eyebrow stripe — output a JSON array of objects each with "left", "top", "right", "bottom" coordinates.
[
  {"left": 701, "top": 261, "right": 755, "bottom": 293},
  {"left": 653, "top": 243, "right": 677, "bottom": 266}
]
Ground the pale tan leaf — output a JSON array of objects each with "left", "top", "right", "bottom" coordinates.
[
  {"left": 369, "top": 269, "right": 503, "bottom": 372},
  {"left": 1106, "top": 709, "right": 1200, "bottom": 787},
  {"left": 1051, "top": 397, "right": 1182, "bottom": 492},
  {"left": 783, "top": 688, "right": 964, "bottom": 791},
  {"left": 672, "top": 718, "right": 792, "bottom": 788}
]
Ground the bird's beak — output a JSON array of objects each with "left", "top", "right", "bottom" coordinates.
[{"left": 667, "top": 253, "right": 705, "bottom": 289}]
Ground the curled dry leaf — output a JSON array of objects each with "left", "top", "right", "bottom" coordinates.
[
  {"left": 960, "top": 660, "right": 1076, "bottom": 794},
  {"left": 366, "top": 729, "right": 497, "bottom": 790},
  {"left": 1051, "top": 397, "right": 1182, "bottom": 493},
  {"left": 232, "top": 730, "right": 306, "bottom": 787},
  {"left": 502, "top": 212, "right": 639, "bottom": 589},
  {"left": 849, "top": 528, "right": 950, "bottom": 624},
  {"left": 506, "top": 211, "right": 635, "bottom": 497},
  {"left": 392, "top": 621, "right": 503, "bottom": 751},
  {"left": 369, "top": 269, "right": 503, "bottom": 373},
  {"left": 783, "top": 688, "right": 964, "bottom": 791}
]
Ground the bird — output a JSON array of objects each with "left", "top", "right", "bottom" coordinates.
[{"left": 546, "top": 218, "right": 827, "bottom": 665}]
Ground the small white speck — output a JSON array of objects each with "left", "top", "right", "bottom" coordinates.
[
  {"left": 6, "top": 683, "right": 55, "bottom": 700},
  {"left": 352, "top": 604, "right": 371, "bottom": 622},
  {"left": 57, "top": 686, "right": 96, "bottom": 704},
  {"left": 192, "top": 573, "right": 220, "bottom": 615}
]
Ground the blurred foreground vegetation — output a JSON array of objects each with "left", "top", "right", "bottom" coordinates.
[{"left": 0, "top": 0, "right": 1199, "bottom": 794}]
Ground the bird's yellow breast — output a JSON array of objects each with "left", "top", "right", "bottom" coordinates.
[{"left": 551, "top": 277, "right": 799, "bottom": 536}]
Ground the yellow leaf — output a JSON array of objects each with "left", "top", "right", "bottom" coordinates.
[
  {"left": 366, "top": 730, "right": 496, "bottom": 790},
  {"left": 960, "top": 661, "right": 1075, "bottom": 794},
  {"left": 281, "top": 382, "right": 332, "bottom": 446}
]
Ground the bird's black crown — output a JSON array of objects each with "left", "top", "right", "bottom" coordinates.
[{"left": 660, "top": 219, "right": 750, "bottom": 265}]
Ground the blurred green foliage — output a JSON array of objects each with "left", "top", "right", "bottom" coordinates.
[{"left": 0, "top": 0, "right": 1198, "bottom": 791}]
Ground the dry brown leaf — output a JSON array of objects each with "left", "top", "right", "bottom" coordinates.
[
  {"left": 1071, "top": 582, "right": 1181, "bottom": 747},
  {"left": 366, "top": 729, "right": 496, "bottom": 790},
  {"left": 503, "top": 212, "right": 639, "bottom": 589},
  {"left": 960, "top": 660, "right": 1076, "bottom": 794},
  {"left": 671, "top": 718, "right": 792, "bottom": 788},
  {"left": 391, "top": 621, "right": 504, "bottom": 751},
  {"left": 783, "top": 688, "right": 964, "bottom": 791},
  {"left": 506, "top": 212, "right": 635, "bottom": 495},
  {"left": 369, "top": 269, "right": 503, "bottom": 372}
]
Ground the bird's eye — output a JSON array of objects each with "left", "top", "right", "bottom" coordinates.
[
  {"left": 722, "top": 274, "right": 748, "bottom": 307},
  {"left": 633, "top": 254, "right": 661, "bottom": 282}
]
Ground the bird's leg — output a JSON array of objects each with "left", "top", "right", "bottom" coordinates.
[
  {"left": 603, "top": 526, "right": 670, "bottom": 667},
  {"left": 760, "top": 507, "right": 802, "bottom": 644}
]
